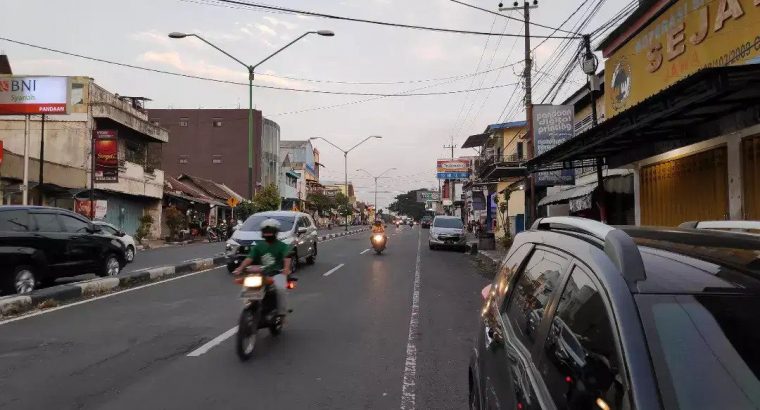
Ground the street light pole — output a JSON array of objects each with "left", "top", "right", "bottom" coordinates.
[
  {"left": 169, "top": 30, "right": 334, "bottom": 200},
  {"left": 357, "top": 167, "right": 396, "bottom": 213},
  {"left": 311, "top": 136, "right": 382, "bottom": 231}
]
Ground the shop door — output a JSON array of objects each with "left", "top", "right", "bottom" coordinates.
[
  {"left": 640, "top": 147, "right": 728, "bottom": 226},
  {"left": 102, "top": 196, "right": 144, "bottom": 236},
  {"left": 742, "top": 135, "right": 760, "bottom": 220}
]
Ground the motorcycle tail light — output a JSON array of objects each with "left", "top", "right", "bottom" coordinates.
[
  {"left": 287, "top": 280, "right": 296, "bottom": 289},
  {"left": 234, "top": 277, "right": 244, "bottom": 285}
]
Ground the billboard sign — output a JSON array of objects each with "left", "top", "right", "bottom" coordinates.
[
  {"left": 94, "top": 130, "right": 119, "bottom": 183},
  {"left": 0, "top": 76, "right": 70, "bottom": 115},
  {"left": 75, "top": 200, "right": 107, "bottom": 219},
  {"left": 437, "top": 158, "right": 471, "bottom": 180},
  {"left": 416, "top": 191, "right": 441, "bottom": 202},
  {"left": 533, "top": 104, "right": 575, "bottom": 186}
]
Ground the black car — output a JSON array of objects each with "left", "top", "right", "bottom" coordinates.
[
  {"left": 0, "top": 206, "right": 127, "bottom": 295},
  {"left": 421, "top": 216, "right": 433, "bottom": 229},
  {"left": 470, "top": 216, "right": 760, "bottom": 410}
]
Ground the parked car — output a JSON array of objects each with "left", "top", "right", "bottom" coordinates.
[
  {"left": 93, "top": 221, "right": 136, "bottom": 263},
  {"left": 225, "top": 211, "right": 318, "bottom": 273},
  {"left": 0, "top": 206, "right": 127, "bottom": 295},
  {"left": 420, "top": 216, "right": 433, "bottom": 229},
  {"left": 470, "top": 216, "right": 760, "bottom": 410},
  {"left": 428, "top": 215, "right": 466, "bottom": 250}
]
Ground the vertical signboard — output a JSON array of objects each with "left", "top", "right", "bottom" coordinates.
[
  {"left": 533, "top": 104, "right": 575, "bottom": 186},
  {"left": 94, "top": 130, "right": 119, "bottom": 183},
  {"left": 0, "top": 76, "right": 70, "bottom": 114}
]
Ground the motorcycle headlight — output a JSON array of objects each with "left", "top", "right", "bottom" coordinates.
[
  {"left": 243, "top": 275, "right": 263, "bottom": 288},
  {"left": 373, "top": 234, "right": 384, "bottom": 242}
]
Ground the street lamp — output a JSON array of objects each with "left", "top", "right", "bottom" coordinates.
[
  {"left": 169, "top": 30, "right": 334, "bottom": 200},
  {"left": 310, "top": 136, "right": 382, "bottom": 230},
  {"left": 357, "top": 167, "right": 396, "bottom": 214}
]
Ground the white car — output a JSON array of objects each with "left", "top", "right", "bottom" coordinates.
[{"left": 94, "top": 221, "right": 137, "bottom": 263}]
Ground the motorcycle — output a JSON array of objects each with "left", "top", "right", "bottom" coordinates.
[
  {"left": 234, "top": 268, "right": 298, "bottom": 361},
  {"left": 371, "top": 233, "right": 386, "bottom": 255},
  {"left": 206, "top": 225, "right": 220, "bottom": 242}
]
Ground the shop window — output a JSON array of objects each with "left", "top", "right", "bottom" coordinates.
[{"left": 124, "top": 140, "right": 146, "bottom": 166}]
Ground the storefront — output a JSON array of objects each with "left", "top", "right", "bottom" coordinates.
[{"left": 526, "top": 0, "right": 760, "bottom": 225}]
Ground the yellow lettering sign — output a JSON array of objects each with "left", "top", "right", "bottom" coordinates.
[
  {"left": 667, "top": 22, "right": 686, "bottom": 60},
  {"left": 647, "top": 42, "right": 664, "bottom": 72},
  {"left": 690, "top": 7, "right": 709, "bottom": 45},
  {"left": 714, "top": 0, "right": 744, "bottom": 31}
]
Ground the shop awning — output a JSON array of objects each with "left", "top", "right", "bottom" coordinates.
[
  {"left": 462, "top": 133, "right": 490, "bottom": 148},
  {"left": 526, "top": 64, "right": 760, "bottom": 171},
  {"left": 538, "top": 169, "right": 633, "bottom": 208},
  {"left": 480, "top": 164, "right": 527, "bottom": 180},
  {"left": 165, "top": 191, "right": 226, "bottom": 207}
]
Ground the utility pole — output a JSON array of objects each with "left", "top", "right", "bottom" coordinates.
[
  {"left": 38, "top": 114, "right": 45, "bottom": 205},
  {"left": 580, "top": 33, "right": 606, "bottom": 222},
  {"left": 443, "top": 143, "right": 457, "bottom": 215},
  {"left": 500, "top": 0, "right": 538, "bottom": 226}
]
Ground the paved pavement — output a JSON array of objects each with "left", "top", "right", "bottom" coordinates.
[{"left": 0, "top": 224, "right": 488, "bottom": 409}]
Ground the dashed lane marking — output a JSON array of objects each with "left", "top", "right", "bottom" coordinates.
[{"left": 322, "top": 263, "right": 345, "bottom": 277}]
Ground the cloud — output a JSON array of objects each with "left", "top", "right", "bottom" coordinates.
[
  {"left": 132, "top": 30, "right": 173, "bottom": 47},
  {"left": 262, "top": 16, "right": 297, "bottom": 30},
  {"left": 255, "top": 24, "right": 277, "bottom": 37},
  {"left": 410, "top": 43, "right": 448, "bottom": 62}
]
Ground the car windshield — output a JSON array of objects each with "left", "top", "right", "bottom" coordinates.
[
  {"left": 433, "top": 218, "right": 463, "bottom": 229},
  {"left": 637, "top": 294, "right": 760, "bottom": 409},
  {"left": 240, "top": 215, "right": 295, "bottom": 232}
]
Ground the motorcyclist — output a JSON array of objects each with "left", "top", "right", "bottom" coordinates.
[
  {"left": 371, "top": 219, "right": 386, "bottom": 235},
  {"left": 233, "top": 218, "right": 291, "bottom": 317}
]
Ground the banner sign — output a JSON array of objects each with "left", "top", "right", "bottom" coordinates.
[
  {"left": 94, "top": 130, "right": 119, "bottom": 183},
  {"left": 533, "top": 104, "right": 575, "bottom": 186},
  {"left": 75, "top": 200, "right": 107, "bottom": 219},
  {"left": 416, "top": 191, "right": 441, "bottom": 202},
  {"left": 0, "top": 76, "right": 70, "bottom": 115},
  {"left": 437, "top": 158, "right": 471, "bottom": 180}
]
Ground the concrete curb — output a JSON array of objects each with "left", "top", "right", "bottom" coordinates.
[
  {"left": 0, "top": 255, "right": 226, "bottom": 319},
  {"left": 319, "top": 227, "right": 369, "bottom": 242}
]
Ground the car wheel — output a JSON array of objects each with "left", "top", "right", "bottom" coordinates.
[
  {"left": 13, "top": 266, "right": 37, "bottom": 295},
  {"left": 306, "top": 243, "right": 316, "bottom": 265},
  {"left": 291, "top": 251, "right": 299, "bottom": 272},
  {"left": 100, "top": 254, "right": 121, "bottom": 277},
  {"left": 125, "top": 245, "right": 135, "bottom": 263}
]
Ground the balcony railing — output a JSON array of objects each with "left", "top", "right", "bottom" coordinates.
[{"left": 476, "top": 152, "right": 525, "bottom": 174}]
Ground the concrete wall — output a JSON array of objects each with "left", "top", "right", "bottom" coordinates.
[
  {"left": 0, "top": 115, "right": 91, "bottom": 173},
  {"left": 96, "top": 161, "right": 164, "bottom": 199}
]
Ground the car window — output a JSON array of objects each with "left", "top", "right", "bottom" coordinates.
[
  {"left": 638, "top": 294, "right": 760, "bottom": 410},
  {"left": 0, "top": 210, "right": 29, "bottom": 232},
  {"left": 240, "top": 215, "right": 295, "bottom": 232},
  {"left": 305, "top": 216, "right": 313, "bottom": 227},
  {"left": 502, "top": 249, "right": 567, "bottom": 349},
  {"left": 298, "top": 217, "right": 308, "bottom": 229},
  {"left": 99, "top": 224, "right": 119, "bottom": 235},
  {"left": 492, "top": 244, "right": 532, "bottom": 304},
  {"left": 538, "top": 266, "right": 625, "bottom": 410},
  {"left": 31, "top": 213, "right": 63, "bottom": 232},
  {"left": 59, "top": 214, "right": 90, "bottom": 233},
  {"left": 433, "top": 218, "right": 463, "bottom": 228}
]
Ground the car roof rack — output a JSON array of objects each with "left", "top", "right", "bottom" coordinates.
[
  {"left": 532, "top": 217, "right": 646, "bottom": 290},
  {"left": 679, "top": 220, "right": 760, "bottom": 230}
]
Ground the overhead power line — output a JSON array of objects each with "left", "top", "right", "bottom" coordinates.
[
  {"left": 447, "top": 0, "right": 581, "bottom": 36},
  {"left": 0, "top": 36, "right": 519, "bottom": 97},
  {"left": 195, "top": 0, "right": 578, "bottom": 39}
]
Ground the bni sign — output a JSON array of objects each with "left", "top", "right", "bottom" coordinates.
[{"left": 0, "top": 76, "right": 71, "bottom": 115}]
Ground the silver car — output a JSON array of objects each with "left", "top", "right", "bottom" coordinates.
[
  {"left": 225, "top": 211, "right": 319, "bottom": 272},
  {"left": 428, "top": 216, "right": 466, "bottom": 251}
]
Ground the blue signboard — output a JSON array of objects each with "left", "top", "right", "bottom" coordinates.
[{"left": 437, "top": 172, "right": 469, "bottom": 179}]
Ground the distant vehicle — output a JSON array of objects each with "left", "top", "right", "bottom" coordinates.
[
  {"left": 428, "top": 216, "right": 466, "bottom": 251},
  {"left": 471, "top": 217, "right": 760, "bottom": 410},
  {"left": 226, "top": 211, "right": 318, "bottom": 273},
  {"left": 0, "top": 206, "right": 127, "bottom": 295},
  {"left": 421, "top": 216, "right": 433, "bottom": 229},
  {"left": 93, "top": 221, "right": 136, "bottom": 263}
]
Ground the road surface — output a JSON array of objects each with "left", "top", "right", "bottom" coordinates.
[{"left": 0, "top": 224, "right": 488, "bottom": 409}]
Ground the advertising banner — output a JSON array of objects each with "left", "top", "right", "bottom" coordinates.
[
  {"left": 533, "top": 104, "right": 575, "bottom": 186},
  {"left": 0, "top": 76, "right": 70, "bottom": 115},
  {"left": 94, "top": 130, "right": 119, "bottom": 183},
  {"left": 437, "top": 158, "right": 471, "bottom": 180},
  {"left": 75, "top": 200, "right": 107, "bottom": 219},
  {"left": 604, "top": 0, "right": 760, "bottom": 118},
  {"left": 416, "top": 191, "right": 441, "bottom": 202}
]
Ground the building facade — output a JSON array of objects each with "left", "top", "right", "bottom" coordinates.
[
  {"left": 0, "top": 76, "right": 167, "bottom": 238},
  {"left": 147, "top": 108, "right": 265, "bottom": 198}
]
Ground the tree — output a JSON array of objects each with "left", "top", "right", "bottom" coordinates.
[
  {"left": 307, "top": 192, "right": 334, "bottom": 217},
  {"left": 164, "top": 206, "right": 187, "bottom": 240},
  {"left": 335, "top": 192, "right": 353, "bottom": 217},
  {"left": 388, "top": 189, "right": 427, "bottom": 220},
  {"left": 134, "top": 214, "right": 154, "bottom": 244},
  {"left": 252, "top": 183, "right": 281, "bottom": 212},
  {"left": 235, "top": 200, "right": 257, "bottom": 222}
]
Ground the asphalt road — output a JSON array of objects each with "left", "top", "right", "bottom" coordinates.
[{"left": 0, "top": 224, "right": 488, "bottom": 410}]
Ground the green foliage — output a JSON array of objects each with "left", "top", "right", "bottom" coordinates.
[
  {"left": 388, "top": 189, "right": 427, "bottom": 220},
  {"left": 134, "top": 214, "right": 154, "bottom": 244},
  {"left": 307, "top": 192, "right": 334, "bottom": 217},
  {"left": 335, "top": 192, "right": 353, "bottom": 217},
  {"left": 252, "top": 183, "right": 281, "bottom": 212},
  {"left": 235, "top": 200, "right": 257, "bottom": 222},
  {"left": 164, "top": 206, "right": 186, "bottom": 240}
]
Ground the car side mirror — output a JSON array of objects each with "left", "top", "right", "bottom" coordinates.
[
  {"left": 298, "top": 227, "right": 308, "bottom": 235},
  {"left": 117, "top": 230, "right": 126, "bottom": 237},
  {"left": 89, "top": 224, "right": 102, "bottom": 233}
]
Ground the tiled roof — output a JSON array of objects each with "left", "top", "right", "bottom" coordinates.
[{"left": 178, "top": 174, "right": 230, "bottom": 200}]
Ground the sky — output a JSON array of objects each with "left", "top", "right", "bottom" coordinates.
[{"left": 2, "top": 0, "right": 627, "bottom": 209}]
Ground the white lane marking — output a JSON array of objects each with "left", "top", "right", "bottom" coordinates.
[
  {"left": 360, "top": 248, "right": 371, "bottom": 255},
  {"left": 187, "top": 326, "right": 237, "bottom": 357},
  {"left": 0, "top": 266, "right": 220, "bottom": 327},
  {"left": 400, "top": 229, "right": 422, "bottom": 410},
  {"left": 322, "top": 263, "right": 345, "bottom": 277}
]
